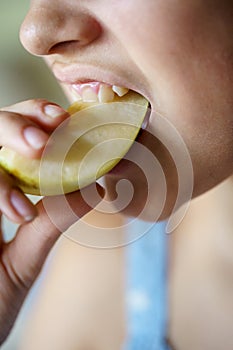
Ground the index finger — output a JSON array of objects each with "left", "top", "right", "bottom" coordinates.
[{"left": 1, "top": 99, "right": 69, "bottom": 132}]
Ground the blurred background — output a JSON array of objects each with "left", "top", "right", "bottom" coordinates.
[
  {"left": 0, "top": 1, "right": 67, "bottom": 107},
  {"left": 0, "top": 1, "right": 67, "bottom": 348}
]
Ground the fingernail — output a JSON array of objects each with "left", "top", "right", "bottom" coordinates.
[
  {"left": 10, "top": 189, "right": 37, "bottom": 222},
  {"left": 24, "top": 126, "right": 49, "bottom": 150},
  {"left": 44, "top": 104, "right": 67, "bottom": 118}
]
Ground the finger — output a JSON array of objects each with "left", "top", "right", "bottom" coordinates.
[
  {"left": 2, "top": 183, "right": 104, "bottom": 289},
  {"left": 0, "top": 184, "right": 103, "bottom": 345},
  {"left": 1, "top": 99, "right": 69, "bottom": 132},
  {"left": 0, "top": 111, "right": 49, "bottom": 158},
  {"left": 0, "top": 214, "right": 3, "bottom": 250},
  {"left": 0, "top": 100, "right": 69, "bottom": 158},
  {"left": 0, "top": 168, "right": 37, "bottom": 224}
]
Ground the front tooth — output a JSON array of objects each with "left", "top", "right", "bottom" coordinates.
[
  {"left": 98, "top": 85, "right": 115, "bottom": 103},
  {"left": 81, "top": 86, "right": 99, "bottom": 102},
  {"left": 70, "top": 85, "right": 82, "bottom": 102},
  {"left": 71, "top": 90, "right": 82, "bottom": 102},
  {"left": 112, "top": 86, "right": 129, "bottom": 97}
]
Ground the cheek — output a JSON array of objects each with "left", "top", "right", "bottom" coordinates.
[
  {"left": 153, "top": 38, "right": 233, "bottom": 196},
  {"left": 116, "top": 1, "right": 232, "bottom": 107}
]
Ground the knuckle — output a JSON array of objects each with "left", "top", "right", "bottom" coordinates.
[
  {"left": 0, "top": 111, "right": 21, "bottom": 124},
  {"left": 26, "top": 98, "right": 48, "bottom": 108},
  {"left": 1, "top": 251, "right": 31, "bottom": 291}
]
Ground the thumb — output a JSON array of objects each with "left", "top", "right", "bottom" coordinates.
[
  {"left": 0, "top": 183, "right": 104, "bottom": 345},
  {"left": 2, "top": 183, "right": 104, "bottom": 289}
]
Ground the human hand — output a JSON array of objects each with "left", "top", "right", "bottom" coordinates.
[
  {"left": 0, "top": 100, "right": 104, "bottom": 344},
  {"left": 0, "top": 99, "right": 71, "bottom": 223}
]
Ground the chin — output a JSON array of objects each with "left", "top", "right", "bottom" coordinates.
[
  {"left": 104, "top": 156, "right": 179, "bottom": 223},
  {"left": 103, "top": 124, "right": 195, "bottom": 224}
]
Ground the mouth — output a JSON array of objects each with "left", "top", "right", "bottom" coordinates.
[
  {"left": 70, "top": 81, "right": 130, "bottom": 103},
  {"left": 52, "top": 60, "right": 150, "bottom": 100},
  {"left": 51, "top": 61, "right": 151, "bottom": 129},
  {"left": 68, "top": 81, "right": 151, "bottom": 131}
]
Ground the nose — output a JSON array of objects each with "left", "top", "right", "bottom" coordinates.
[{"left": 19, "top": 6, "right": 101, "bottom": 56}]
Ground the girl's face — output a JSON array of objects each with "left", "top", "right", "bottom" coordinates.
[{"left": 20, "top": 0, "right": 233, "bottom": 220}]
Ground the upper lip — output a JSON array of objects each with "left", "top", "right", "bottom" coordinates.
[{"left": 51, "top": 61, "right": 149, "bottom": 99}]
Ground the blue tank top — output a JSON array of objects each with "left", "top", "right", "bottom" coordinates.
[{"left": 124, "top": 220, "right": 170, "bottom": 350}]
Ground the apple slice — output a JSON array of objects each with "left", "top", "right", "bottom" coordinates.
[{"left": 0, "top": 91, "right": 149, "bottom": 196}]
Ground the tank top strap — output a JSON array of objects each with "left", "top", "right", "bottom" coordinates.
[{"left": 123, "top": 220, "right": 170, "bottom": 350}]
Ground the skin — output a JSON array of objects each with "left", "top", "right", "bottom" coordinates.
[
  {"left": 0, "top": 183, "right": 104, "bottom": 345},
  {"left": 169, "top": 178, "right": 233, "bottom": 350},
  {"left": 20, "top": 0, "right": 233, "bottom": 219},
  {"left": 0, "top": 0, "right": 232, "bottom": 347}
]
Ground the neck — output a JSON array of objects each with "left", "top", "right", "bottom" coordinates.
[{"left": 168, "top": 175, "right": 233, "bottom": 350}]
